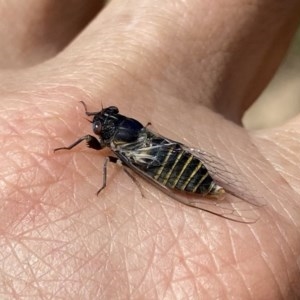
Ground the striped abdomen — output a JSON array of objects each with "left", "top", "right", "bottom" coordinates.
[{"left": 145, "top": 143, "right": 222, "bottom": 196}]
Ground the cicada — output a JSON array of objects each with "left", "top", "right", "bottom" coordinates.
[{"left": 54, "top": 102, "right": 264, "bottom": 223}]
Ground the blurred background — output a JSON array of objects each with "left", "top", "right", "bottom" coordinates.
[{"left": 243, "top": 28, "right": 300, "bottom": 130}]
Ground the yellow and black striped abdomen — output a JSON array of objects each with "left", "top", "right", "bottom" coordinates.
[{"left": 144, "top": 143, "right": 217, "bottom": 195}]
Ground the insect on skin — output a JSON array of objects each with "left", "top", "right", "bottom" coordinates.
[{"left": 54, "top": 102, "right": 263, "bottom": 223}]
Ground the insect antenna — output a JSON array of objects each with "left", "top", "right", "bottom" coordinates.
[{"left": 79, "top": 101, "right": 99, "bottom": 116}]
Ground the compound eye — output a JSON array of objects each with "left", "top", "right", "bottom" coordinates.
[{"left": 93, "top": 121, "right": 102, "bottom": 135}]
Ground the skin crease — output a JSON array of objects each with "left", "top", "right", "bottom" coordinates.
[{"left": 0, "top": 0, "right": 300, "bottom": 299}]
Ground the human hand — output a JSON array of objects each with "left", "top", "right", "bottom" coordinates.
[{"left": 1, "top": 1, "right": 300, "bottom": 299}]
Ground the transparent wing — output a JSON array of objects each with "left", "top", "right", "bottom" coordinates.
[
  {"left": 144, "top": 128, "right": 265, "bottom": 207},
  {"left": 181, "top": 146, "right": 265, "bottom": 205},
  {"left": 115, "top": 137, "right": 264, "bottom": 223},
  {"left": 119, "top": 156, "right": 260, "bottom": 223}
]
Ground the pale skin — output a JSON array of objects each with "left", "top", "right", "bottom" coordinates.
[{"left": 0, "top": 0, "right": 300, "bottom": 299}]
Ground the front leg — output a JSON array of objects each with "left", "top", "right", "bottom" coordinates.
[
  {"left": 97, "top": 156, "right": 119, "bottom": 196},
  {"left": 54, "top": 135, "right": 102, "bottom": 152}
]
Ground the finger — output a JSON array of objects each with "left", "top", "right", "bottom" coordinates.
[
  {"left": 35, "top": 0, "right": 299, "bottom": 122},
  {"left": 252, "top": 113, "right": 300, "bottom": 199},
  {"left": 4, "top": 0, "right": 298, "bottom": 120},
  {"left": 0, "top": 0, "right": 105, "bottom": 69}
]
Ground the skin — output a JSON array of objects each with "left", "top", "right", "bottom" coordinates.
[{"left": 0, "top": 0, "right": 299, "bottom": 299}]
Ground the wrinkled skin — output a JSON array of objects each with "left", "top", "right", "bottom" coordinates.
[{"left": 0, "top": 0, "right": 300, "bottom": 299}]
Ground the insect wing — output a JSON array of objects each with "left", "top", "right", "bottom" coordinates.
[
  {"left": 181, "top": 145, "right": 265, "bottom": 207},
  {"left": 145, "top": 128, "right": 265, "bottom": 206},
  {"left": 115, "top": 135, "right": 262, "bottom": 223}
]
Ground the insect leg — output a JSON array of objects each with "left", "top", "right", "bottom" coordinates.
[
  {"left": 96, "top": 156, "right": 118, "bottom": 196},
  {"left": 54, "top": 135, "right": 102, "bottom": 152},
  {"left": 96, "top": 157, "right": 145, "bottom": 197},
  {"left": 123, "top": 168, "right": 145, "bottom": 198}
]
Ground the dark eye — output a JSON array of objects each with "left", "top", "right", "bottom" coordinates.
[{"left": 93, "top": 121, "right": 102, "bottom": 135}]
